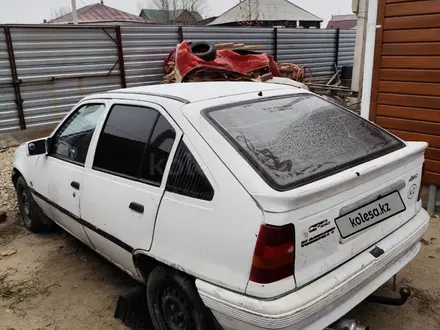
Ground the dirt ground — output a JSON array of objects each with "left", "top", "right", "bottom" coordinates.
[{"left": 1, "top": 146, "right": 440, "bottom": 330}]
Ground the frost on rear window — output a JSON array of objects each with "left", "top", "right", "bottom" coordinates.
[{"left": 206, "top": 94, "right": 403, "bottom": 190}]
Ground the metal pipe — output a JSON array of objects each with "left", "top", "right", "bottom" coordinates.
[
  {"left": 360, "top": 0, "right": 378, "bottom": 120},
  {"left": 178, "top": 26, "right": 184, "bottom": 43},
  {"left": 334, "top": 28, "right": 340, "bottom": 67},
  {"left": 71, "top": 0, "right": 78, "bottom": 24},
  {"left": 19, "top": 73, "right": 119, "bottom": 84},
  {"left": 428, "top": 184, "right": 438, "bottom": 216},
  {"left": 351, "top": 0, "right": 368, "bottom": 94},
  {"left": 366, "top": 287, "right": 411, "bottom": 306},
  {"left": 327, "top": 319, "right": 369, "bottom": 330}
]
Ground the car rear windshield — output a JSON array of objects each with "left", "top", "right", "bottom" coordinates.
[{"left": 204, "top": 94, "right": 404, "bottom": 191}]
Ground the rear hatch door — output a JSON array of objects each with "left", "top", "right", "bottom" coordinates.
[
  {"left": 261, "top": 143, "right": 425, "bottom": 286},
  {"left": 196, "top": 92, "right": 426, "bottom": 286}
]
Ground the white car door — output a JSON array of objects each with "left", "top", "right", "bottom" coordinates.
[
  {"left": 31, "top": 102, "right": 107, "bottom": 245},
  {"left": 80, "top": 100, "right": 182, "bottom": 276}
]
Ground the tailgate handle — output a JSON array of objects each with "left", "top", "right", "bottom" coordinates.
[
  {"left": 339, "top": 180, "right": 405, "bottom": 215},
  {"left": 129, "top": 202, "right": 144, "bottom": 214}
]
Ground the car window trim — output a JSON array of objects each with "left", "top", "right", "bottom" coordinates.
[
  {"left": 92, "top": 166, "right": 160, "bottom": 187},
  {"left": 138, "top": 116, "right": 177, "bottom": 186},
  {"left": 137, "top": 113, "right": 160, "bottom": 179},
  {"left": 139, "top": 178, "right": 161, "bottom": 188},
  {"left": 202, "top": 93, "right": 406, "bottom": 192},
  {"left": 92, "top": 103, "right": 172, "bottom": 188},
  {"left": 50, "top": 154, "right": 87, "bottom": 168},
  {"left": 49, "top": 102, "right": 106, "bottom": 167}
]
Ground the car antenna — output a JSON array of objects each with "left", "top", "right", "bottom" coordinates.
[{"left": 258, "top": 91, "right": 263, "bottom": 97}]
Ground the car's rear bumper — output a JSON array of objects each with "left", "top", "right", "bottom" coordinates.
[{"left": 196, "top": 206, "right": 430, "bottom": 330}]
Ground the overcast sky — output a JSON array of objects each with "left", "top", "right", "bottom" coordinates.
[{"left": 0, "top": 0, "right": 352, "bottom": 24}]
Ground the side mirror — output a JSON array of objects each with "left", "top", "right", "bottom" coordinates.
[{"left": 27, "top": 137, "right": 53, "bottom": 156}]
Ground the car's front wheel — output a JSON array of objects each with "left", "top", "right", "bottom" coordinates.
[
  {"left": 146, "top": 266, "right": 213, "bottom": 330},
  {"left": 15, "top": 176, "right": 48, "bottom": 233}
]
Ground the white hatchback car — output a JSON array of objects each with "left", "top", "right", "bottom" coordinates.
[{"left": 13, "top": 82, "right": 429, "bottom": 330}]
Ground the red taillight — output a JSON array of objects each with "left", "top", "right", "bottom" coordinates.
[{"left": 250, "top": 224, "right": 295, "bottom": 284}]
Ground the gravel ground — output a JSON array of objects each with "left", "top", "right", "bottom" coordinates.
[{"left": 1, "top": 146, "right": 440, "bottom": 330}]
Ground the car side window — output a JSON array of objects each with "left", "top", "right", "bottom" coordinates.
[
  {"left": 51, "top": 103, "right": 105, "bottom": 165},
  {"left": 93, "top": 104, "right": 160, "bottom": 179},
  {"left": 166, "top": 142, "right": 214, "bottom": 201}
]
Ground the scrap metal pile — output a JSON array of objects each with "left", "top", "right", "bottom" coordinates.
[
  {"left": 163, "top": 41, "right": 357, "bottom": 109},
  {"left": 163, "top": 41, "right": 310, "bottom": 84}
]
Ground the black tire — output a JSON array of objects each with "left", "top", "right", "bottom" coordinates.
[
  {"left": 15, "top": 176, "right": 47, "bottom": 233},
  {"left": 146, "top": 266, "right": 211, "bottom": 330},
  {"left": 190, "top": 42, "right": 217, "bottom": 62}
]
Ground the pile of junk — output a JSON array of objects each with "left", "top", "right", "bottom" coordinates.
[{"left": 163, "top": 41, "right": 359, "bottom": 109}]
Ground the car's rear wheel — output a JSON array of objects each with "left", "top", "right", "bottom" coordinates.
[
  {"left": 146, "top": 266, "right": 212, "bottom": 330},
  {"left": 15, "top": 176, "right": 48, "bottom": 233}
]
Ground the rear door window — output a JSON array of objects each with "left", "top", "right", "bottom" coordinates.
[
  {"left": 93, "top": 104, "right": 159, "bottom": 179},
  {"left": 205, "top": 94, "right": 404, "bottom": 191},
  {"left": 93, "top": 104, "right": 177, "bottom": 186}
]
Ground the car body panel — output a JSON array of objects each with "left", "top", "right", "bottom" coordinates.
[
  {"left": 80, "top": 99, "right": 184, "bottom": 277},
  {"left": 197, "top": 205, "right": 429, "bottom": 330},
  {"left": 150, "top": 136, "right": 263, "bottom": 293},
  {"left": 108, "top": 82, "right": 293, "bottom": 104},
  {"left": 32, "top": 155, "right": 92, "bottom": 245},
  {"left": 181, "top": 89, "right": 427, "bottom": 293}
]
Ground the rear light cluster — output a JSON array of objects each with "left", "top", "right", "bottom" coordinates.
[{"left": 250, "top": 224, "right": 295, "bottom": 284}]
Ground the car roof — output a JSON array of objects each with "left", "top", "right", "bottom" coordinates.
[{"left": 97, "top": 82, "right": 300, "bottom": 104}]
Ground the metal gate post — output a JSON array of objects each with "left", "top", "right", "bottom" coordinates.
[
  {"left": 4, "top": 26, "right": 25, "bottom": 130},
  {"left": 115, "top": 26, "right": 127, "bottom": 89},
  {"left": 273, "top": 27, "right": 278, "bottom": 62},
  {"left": 178, "top": 26, "right": 184, "bottom": 43},
  {"left": 334, "top": 28, "right": 340, "bottom": 68},
  {"left": 427, "top": 185, "right": 438, "bottom": 216}
]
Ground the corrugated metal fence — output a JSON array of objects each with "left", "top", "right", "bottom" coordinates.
[
  {"left": 122, "top": 26, "right": 180, "bottom": 87},
  {"left": 0, "top": 25, "right": 356, "bottom": 133},
  {"left": 183, "top": 26, "right": 275, "bottom": 56},
  {"left": 339, "top": 30, "right": 356, "bottom": 67},
  {"left": 0, "top": 28, "right": 18, "bottom": 132},
  {"left": 3, "top": 26, "right": 124, "bottom": 131},
  {"left": 278, "top": 29, "right": 336, "bottom": 82}
]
